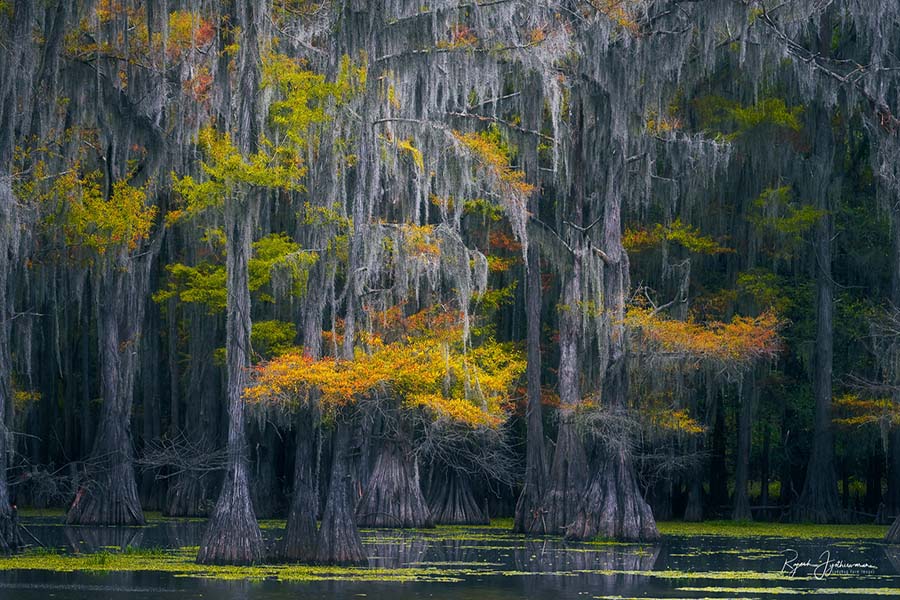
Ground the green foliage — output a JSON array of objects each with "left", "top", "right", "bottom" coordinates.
[
  {"left": 251, "top": 320, "right": 296, "bottom": 359},
  {"left": 152, "top": 262, "right": 227, "bottom": 312},
  {"left": 694, "top": 96, "right": 804, "bottom": 141},
  {"left": 624, "top": 219, "right": 732, "bottom": 255},
  {"left": 250, "top": 233, "right": 318, "bottom": 302},
  {"left": 463, "top": 198, "right": 504, "bottom": 222},
  {"left": 171, "top": 54, "right": 360, "bottom": 222},
  {"left": 46, "top": 169, "right": 157, "bottom": 259},
  {"left": 736, "top": 269, "right": 793, "bottom": 315},
  {"left": 154, "top": 233, "right": 317, "bottom": 312},
  {"left": 747, "top": 186, "right": 825, "bottom": 259}
]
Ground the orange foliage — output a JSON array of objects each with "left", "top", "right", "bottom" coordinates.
[
  {"left": 489, "top": 230, "right": 522, "bottom": 253},
  {"left": 625, "top": 306, "right": 781, "bottom": 367},
  {"left": 247, "top": 309, "right": 524, "bottom": 428}
]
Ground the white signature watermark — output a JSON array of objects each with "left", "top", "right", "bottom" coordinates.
[{"left": 781, "top": 548, "right": 878, "bottom": 579}]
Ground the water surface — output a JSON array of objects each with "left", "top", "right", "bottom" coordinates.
[{"left": 0, "top": 514, "right": 896, "bottom": 599}]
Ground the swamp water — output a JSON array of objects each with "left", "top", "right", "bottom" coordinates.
[{"left": 0, "top": 513, "right": 896, "bottom": 599}]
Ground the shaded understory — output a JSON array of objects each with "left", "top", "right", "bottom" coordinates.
[{"left": 0, "top": 512, "right": 897, "bottom": 598}]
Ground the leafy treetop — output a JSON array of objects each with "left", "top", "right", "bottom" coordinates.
[{"left": 246, "top": 308, "right": 525, "bottom": 428}]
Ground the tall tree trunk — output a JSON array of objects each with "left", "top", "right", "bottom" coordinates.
[
  {"left": 540, "top": 258, "right": 589, "bottom": 535},
  {"left": 196, "top": 194, "right": 264, "bottom": 565},
  {"left": 281, "top": 286, "right": 325, "bottom": 561},
  {"left": 568, "top": 159, "right": 658, "bottom": 542},
  {"left": 67, "top": 270, "right": 145, "bottom": 526},
  {"left": 513, "top": 71, "right": 548, "bottom": 535},
  {"left": 196, "top": 0, "right": 264, "bottom": 565},
  {"left": 710, "top": 392, "right": 729, "bottom": 511},
  {"left": 164, "top": 305, "right": 220, "bottom": 517},
  {"left": 732, "top": 377, "right": 754, "bottom": 521},
  {"left": 514, "top": 242, "right": 548, "bottom": 533},
  {"left": 683, "top": 386, "right": 706, "bottom": 522},
  {"left": 280, "top": 404, "right": 319, "bottom": 561},
  {"left": 0, "top": 0, "right": 35, "bottom": 553},
  {"left": 316, "top": 420, "right": 367, "bottom": 565},
  {"left": 793, "top": 206, "right": 842, "bottom": 523}
]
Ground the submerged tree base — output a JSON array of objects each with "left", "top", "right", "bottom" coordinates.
[
  {"left": 428, "top": 469, "right": 488, "bottom": 525},
  {"left": 164, "top": 473, "right": 212, "bottom": 518},
  {"left": 196, "top": 465, "right": 264, "bottom": 566},
  {"left": 0, "top": 506, "right": 19, "bottom": 555},
  {"left": 887, "top": 517, "right": 900, "bottom": 544},
  {"left": 66, "top": 470, "right": 145, "bottom": 527},
  {"left": 357, "top": 441, "right": 433, "bottom": 529},
  {"left": 567, "top": 450, "right": 660, "bottom": 542}
]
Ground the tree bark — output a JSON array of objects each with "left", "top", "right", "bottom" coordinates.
[
  {"left": 280, "top": 404, "right": 319, "bottom": 561},
  {"left": 357, "top": 436, "right": 433, "bottom": 528},
  {"left": 514, "top": 242, "right": 548, "bottom": 534},
  {"left": 196, "top": 194, "right": 264, "bottom": 565},
  {"left": 0, "top": 0, "right": 30, "bottom": 553},
  {"left": 429, "top": 467, "right": 488, "bottom": 525},
  {"left": 793, "top": 207, "right": 842, "bottom": 523},
  {"left": 733, "top": 377, "right": 754, "bottom": 521},
  {"left": 568, "top": 158, "right": 658, "bottom": 542},
  {"left": 315, "top": 420, "right": 367, "bottom": 565},
  {"left": 281, "top": 283, "right": 325, "bottom": 561},
  {"left": 710, "top": 392, "right": 729, "bottom": 511},
  {"left": 67, "top": 270, "right": 145, "bottom": 526},
  {"left": 196, "top": 0, "right": 265, "bottom": 565},
  {"left": 513, "top": 70, "right": 548, "bottom": 535},
  {"left": 539, "top": 258, "right": 589, "bottom": 535}
]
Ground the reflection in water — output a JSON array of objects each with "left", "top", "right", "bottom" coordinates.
[
  {"left": 514, "top": 540, "right": 660, "bottom": 598},
  {"left": 366, "top": 537, "right": 429, "bottom": 568},
  {"left": 1, "top": 518, "right": 897, "bottom": 600},
  {"left": 63, "top": 526, "right": 144, "bottom": 553}
]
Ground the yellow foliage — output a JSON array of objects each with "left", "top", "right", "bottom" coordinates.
[
  {"left": 834, "top": 394, "right": 900, "bottom": 427},
  {"left": 399, "top": 224, "right": 440, "bottom": 259},
  {"left": 624, "top": 219, "right": 732, "bottom": 255},
  {"left": 55, "top": 170, "right": 157, "bottom": 256},
  {"left": 453, "top": 129, "right": 534, "bottom": 198},
  {"left": 247, "top": 311, "right": 524, "bottom": 428},
  {"left": 397, "top": 138, "right": 424, "bottom": 170}
]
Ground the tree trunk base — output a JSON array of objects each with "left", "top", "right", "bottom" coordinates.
[
  {"left": 281, "top": 505, "right": 318, "bottom": 562},
  {"left": 356, "top": 441, "right": 432, "bottom": 528},
  {"left": 514, "top": 480, "right": 545, "bottom": 534},
  {"left": 197, "top": 465, "right": 264, "bottom": 565},
  {"left": 67, "top": 465, "right": 145, "bottom": 526},
  {"left": 887, "top": 516, "right": 900, "bottom": 544},
  {"left": 0, "top": 505, "right": 20, "bottom": 555},
  {"left": 316, "top": 422, "right": 367, "bottom": 566},
  {"left": 567, "top": 450, "right": 659, "bottom": 542},
  {"left": 732, "top": 494, "right": 752, "bottom": 522},
  {"left": 163, "top": 473, "right": 211, "bottom": 518},
  {"left": 683, "top": 481, "right": 703, "bottom": 522},
  {"left": 429, "top": 469, "right": 488, "bottom": 525},
  {"left": 792, "top": 465, "right": 844, "bottom": 524},
  {"left": 531, "top": 420, "right": 587, "bottom": 535}
]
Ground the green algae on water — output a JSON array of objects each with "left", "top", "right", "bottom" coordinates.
[{"left": 656, "top": 521, "right": 890, "bottom": 540}]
